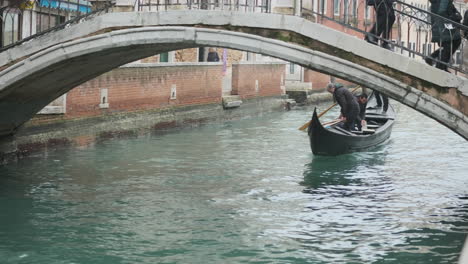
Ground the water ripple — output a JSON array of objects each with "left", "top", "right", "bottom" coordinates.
[{"left": 0, "top": 102, "right": 467, "bottom": 263}]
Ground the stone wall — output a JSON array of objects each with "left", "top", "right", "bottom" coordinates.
[{"left": 175, "top": 48, "right": 198, "bottom": 62}]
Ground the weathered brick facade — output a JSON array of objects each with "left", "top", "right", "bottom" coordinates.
[
  {"left": 231, "top": 63, "right": 286, "bottom": 99},
  {"left": 65, "top": 64, "right": 224, "bottom": 118},
  {"left": 304, "top": 70, "right": 353, "bottom": 91}
]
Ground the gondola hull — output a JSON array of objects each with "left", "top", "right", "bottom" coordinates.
[{"left": 308, "top": 106, "right": 395, "bottom": 156}]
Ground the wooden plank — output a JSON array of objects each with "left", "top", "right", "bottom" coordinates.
[{"left": 334, "top": 126, "right": 357, "bottom": 136}]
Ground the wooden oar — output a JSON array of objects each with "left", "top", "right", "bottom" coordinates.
[
  {"left": 298, "top": 86, "right": 361, "bottom": 131},
  {"left": 322, "top": 119, "right": 342, "bottom": 127},
  {"left": 298, "top": 103, "right": 336, "bottom": 131}
]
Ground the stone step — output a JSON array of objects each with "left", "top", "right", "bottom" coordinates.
[
  {"left": 285, "top": 82, "right": 312, "bottom": 91},
  {"left": 222, "top": 95, "right": 242, "bottom": 109}
]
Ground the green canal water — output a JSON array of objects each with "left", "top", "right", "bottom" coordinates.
[{"left": 1, "top": 103, "right": 468, "bottom": 264}]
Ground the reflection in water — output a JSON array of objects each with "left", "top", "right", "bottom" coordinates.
[
  {"left": 301, "top": 151, "right": 387, "bottom": 190},
  {"left": 0, "top": 102, "right": 468, "bottom": 263},
  {"left": 297, "top": 103, "right": 468, "bottom": 263}
]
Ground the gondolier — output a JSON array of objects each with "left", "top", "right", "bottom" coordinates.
[{"left": 326, "top": 83, "right": 360, "bottom": 131}]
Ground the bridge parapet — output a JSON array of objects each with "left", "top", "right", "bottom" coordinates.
[
  {"left": 2, "top": 0, "right": 467, "bottom": 74},
  {"left": 0, "top": 10, "right": 464, "bottom": 89}
]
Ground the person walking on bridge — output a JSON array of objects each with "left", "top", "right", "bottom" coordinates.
[
  {"left": 365, "top": 0, "right": 396, "bottom": 50},
  {"left": 327, "top": 83, "right": 360, "bottom": 131},
  {"left": 425, "top": 0, "right": 462, "bottom": 72}
]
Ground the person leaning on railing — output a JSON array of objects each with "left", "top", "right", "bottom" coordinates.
[{"left": 425, "top": 0, "right": 462, "bottom": 72}]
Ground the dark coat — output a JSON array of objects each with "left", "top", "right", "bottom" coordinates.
[
  {"left": 430, "top": 0, "right": 461, "bottom": 43},
  {"left": 333, "top": 85, "right": 360, "bottom": 120},
  {"left": 207, "top": 52, "right": 220, "bottom": 62},
  {"left": 374, "top": 0, "right": 395, "bottom": 15},
  {"left": 356, "top": 96, "right": 367, "bottom": 123}
]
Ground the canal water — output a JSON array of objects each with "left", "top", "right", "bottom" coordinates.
[{"left": 1, "top": 102, "right": 468, "bottom": 264}]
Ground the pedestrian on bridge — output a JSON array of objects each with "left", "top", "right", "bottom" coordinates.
[
  {"left": 365, "top": 0, "right": 396, "bottom": 50},
  {"left": 425, "top": 0, "right": 462, "bottom": 72},
  {"left": 327, "top": 83, "right": 360, "bottom": 131},
  {"left": 207, "top": 48, "right": 220, "bottom": 62},
  {"left": 374, "top": 91, "right": 388, "bottom": 113}
]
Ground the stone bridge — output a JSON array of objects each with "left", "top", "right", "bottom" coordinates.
[{"left": 1, "top": 10, "right": 468, "bottom": 139}]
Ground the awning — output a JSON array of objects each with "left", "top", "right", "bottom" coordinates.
[{"left": 39, "top": 0, "right": 91, "bottom": 13}]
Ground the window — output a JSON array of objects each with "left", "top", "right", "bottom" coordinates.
[
  {"left": 198, "top": 47, "right": 205, "bottom": 62},
  {"left": 352, "top": 0, "right": 357, "bottom": 19},
  {"left": 319, "top": 0, "right": 327, "bottom": 15},
  {"left": 160, "top": 52, "right": 169, "bottom": 62},
  {"left": 343, "top": 0, "right": 349, "bottom": 22},
  {"left": 1, "top": 8, "right": 21, "bottom": 47},
  {"left": 289, "top": 63, "right": 295, "bottom": 74},
  {"left": 334, "top": 0, "right": 340, "bottom": 16},
  {"left": 36, "top": 13, "right": 65, "bottom": 34}
]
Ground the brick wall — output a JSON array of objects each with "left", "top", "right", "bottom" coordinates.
[
  {"left": 65, "top": 64, "right": 224, "bottom": 118},
  {"left": 174, "top": 48, "right": 244, "bottom": 65},
  {"left": 175, "top": 48, "right": 198, "bottom": 62},
  {"left": 303, "top": 70, "right": 354, "bottom": 91},
  {"left": 317, "top": 0, "right": 398, "bottom": 41},
  {"left": 303, "top": 70, "right": 331, "bottom": 91},
  {"left": 231, "top": 63, "right": 286, "bottom": 99}
]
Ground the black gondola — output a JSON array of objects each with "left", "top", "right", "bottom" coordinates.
[{"left": 307, "top": 99, "right": 395, "bottom": 156}]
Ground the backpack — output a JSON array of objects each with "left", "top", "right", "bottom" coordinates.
[{"left": 448, "top": 4, "right": 462, "bottom": 23}]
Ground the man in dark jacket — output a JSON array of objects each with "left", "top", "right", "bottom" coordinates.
[
  {"left": 356, "top": 93, "right": 368, "bottom": 130},
  {"left": 327, "top": 83, "right": 360, "bottom": 131},
  {"left": 425, "top": 0, "right": 461, "bottom": 71},
  {"left": 207, "top": 48, "right": 220, "bottom": 62},
  {"left": 365, "top": 0, "right": 396, "bottom": 50}
]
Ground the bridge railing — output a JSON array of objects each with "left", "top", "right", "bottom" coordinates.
[
  {"left": 135, "top": 0, "right": 270, "bottom": 13},
  {"left": 1, "top": 0, "right": 468, "bottom": 74},
  {"left": 0, "top": 0, "right": 114, "bottom": 52},
  {"left": 132, "top": 0, "right": 468, "bottom": 74},
  {"left": 304, "top": 0, "right": 468, "bottom": 74}
]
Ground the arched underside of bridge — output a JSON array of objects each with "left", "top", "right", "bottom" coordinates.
[{"left": 0, "top": 14, "right": 467, "bottom": 139}]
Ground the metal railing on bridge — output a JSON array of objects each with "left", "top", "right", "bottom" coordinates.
[
  {"left": 1, "top": 0, "right": 467, "bottom": 74},
  {"left": 304, "top": 0, "right": 468, "bottom": 74},
  {"left": 0, "top": 0, "right": 114, "bottom": 51}
]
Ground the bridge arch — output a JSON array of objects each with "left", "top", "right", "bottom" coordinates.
[{"left": 0, "top": 11, "right": 467, "bottom": 139}]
